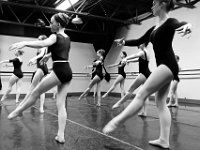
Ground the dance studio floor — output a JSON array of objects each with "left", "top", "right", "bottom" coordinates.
[{"left": 0, "top": 95, "right": 200, "bottom": 150}]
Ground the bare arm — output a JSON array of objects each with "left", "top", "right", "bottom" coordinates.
[
  {"left": 106, "top": 63, "right": 119, "bottom": 68},
  {"left": 85, "top": 65, "right": 94, "bottom": 69},
  {"left": 125, "top": 51, "right": 144, "bottom": 61},
  {"left": 9, "top": 34, "right": 57, "bottom": 51},
  {"left": 0, "top": 60, "right": 10, "bottom": 64}
]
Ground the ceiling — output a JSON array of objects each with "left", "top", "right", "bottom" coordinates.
[{"left": 0, "top": 0, "right": 199, "bottom": 51}]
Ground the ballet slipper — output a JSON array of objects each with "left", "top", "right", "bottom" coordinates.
[
  {"left": 102, "top": 119, "right": 118, "bottom": 134},
  {"left": 55, "top": 136, "right": 65, "bottom": 144},
  {"left": 112, "top": 102, "right": 121, "bottom": 109},
  {"left": 8, "top": 109, "right": 21, "bottom": 120},
  {"left": 149, "top": 139, "right": 169, "bottom": 149},
  {"left": 102, "top": 94, "right": 107, "bottom": 99},
  {"left": 96, "top": 103, "right": 101, "bottom": 107}
]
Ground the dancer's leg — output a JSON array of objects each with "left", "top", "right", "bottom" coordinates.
[
  {"left": 1, "top": 74, "right": 18, "bottom": 102},
  {"left": 39, "top": 93, "right": 45, "bottom": 113},
  {"left": 119, "top": 78, "right": 125, "bottom": 98},
  {"left": 8, "top": 71, "right": 60, "bottom": 119},
  {"left": 149, "top": 82, "right": 171, "bottom": 148},
  {"left": 103, "top": 65, "right": 173, "bottom": 135},
  {"left": 55, "top": 82, "right": 70, "bottom": 143},
  {"left": 79, "top": 75, "right": 100, "bottom": 100},
  {"left": 96, "top": 81, "right": 101, "bottom": 106},
  {"left": 138, "top": 97, "right": 149, "bottom": 117},
  {"left": 15, "top": 78, "right": 22, "bottom": 103},
  {"left": 172, "top": 81, "right": 178, "bottom": 106},
  {"left": 102, "top": 75, "right": 124, "bottom": 98},
  {"left": 112, "top": 74, "right": 146, "bottom": 109},
  {"left": 19, "top": 69, "right": 44, "bottom": 106}
]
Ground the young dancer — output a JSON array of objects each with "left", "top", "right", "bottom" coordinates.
[
  {"left": 8, "top": 12, "right": 72, "bottom": 144},
  {"left": 79, "top": 49, "right": 105, "bottom": 106},
  {"left": 167, "top": 55, "right": 180, "bottom": 107},
  {"left": 103, "top": 0, "right": 191, "bottom": 148},
  {"left": 102, "top": 51, "right": 127, "bottom": 98},
  {"left": 0, "top": 50, "right": 24, "bottom": 104},
  {"left": 112, "top": 44, "right": 151, "bottom": 117}
]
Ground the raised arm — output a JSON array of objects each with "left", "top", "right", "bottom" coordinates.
[{"left": 9, "top": 34, "right": 57, "bottom": 51}]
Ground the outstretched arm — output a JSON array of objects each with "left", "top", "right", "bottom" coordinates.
[
  {"left": 85, "top": 65, "right": 93, "bottom": 69},
  {"left": 106, "top": 63, "right": 119, "bottom": 68},
  {"left": 9, "top": 34, "right": 57, "bottom": 51},
  {"left": 0, "top": 60, "right": 10, "bottom": 64},
  {"left": 114, "top": 26, "right": 155, "bottom": 47},
  {"left": 125, "top": 51, "right": 144, "bottom": 61}
]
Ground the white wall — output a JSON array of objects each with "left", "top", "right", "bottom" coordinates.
[
  {"left": 105, "top": 2, "right": 200, "bottom": 100},
  {"left": 0, "top": 35, "right": 97, "bottom": 94}
]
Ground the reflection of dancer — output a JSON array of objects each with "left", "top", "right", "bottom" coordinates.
[
  {"left": 103, "top": 0, "right": 191, "bottom": 148},
  {"left": 102, "top": 51, "right": 127, "bottom": 98},
  {"left": 0, "top": 50, "right": 24, "bottom": 104},
  {"left": 112, "top": 44, "right": 150, "bottom": 117},
  {"left": 167, "top": 55, "right": 180, "bottom": 107},
  {"left": 8, "top": 12, "right": 72, "bottom": 144},
  {"left": 21, "top": 35, "right": 48, "bottom": 113},
  {"left": 79, "top": 49, "right": 105, "bottom": 106}
]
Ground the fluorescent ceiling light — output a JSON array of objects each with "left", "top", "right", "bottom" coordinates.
[{"left": 56, "top": 0, "right": 79, "bottom": 10}]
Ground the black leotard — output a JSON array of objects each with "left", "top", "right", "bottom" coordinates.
[
  {"left": 138, "top": 51, "right": 151, "bottom": 78},
  {"left": 91, "top": 59, "right": 97, "bottom": 79},
  {"left": 47, "top": 34, "right": 72, "bottom": 83},
  {"left": 36, "top": 48, "right": 48, "bottom": 76},
  {"left": 124, "top": 18, "right": 186, "bottom": 81},
  {"left": 9, "top": 58, "right": 23, "bottom": 78},
  {"left": 93, "top": 60, "right": 103, "bottom": 80},
  {"left": 118, "top": 61, "right": 126, "bottom": 79}
]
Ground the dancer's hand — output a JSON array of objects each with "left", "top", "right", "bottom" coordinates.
[
  {"left": 9, "top": 42, "right": 26, "bottom": 51},
  {"left": 28, "top": 58, "right": 36, "bottom": 66},
  {"left": 114, "top": 38, "right": 125, "bottom": 46},
  {"left": 122, "top": 58, "right": 127, "bottom": 64},
  {"left": 176, "top": 23, "right": 192, "bottom": 37}
]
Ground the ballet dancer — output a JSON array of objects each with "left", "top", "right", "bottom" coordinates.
[
  {"left": 102, "top": 51, "right": 127, "bottom": 98},
  {"left": 79, "top": 49, "right": 105, "bottom": 106},
  {"left": 103, "top": 0, "right": 191, "bottom": 148},
  {"left": 0, "top": 50, "right": 24, "bottom": 104},
  {"left": 112, "top": 44, "right": 151, "bottom": 117},
  {"left": 8, "top": 12, "right": 72, "bottom": 144}
]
